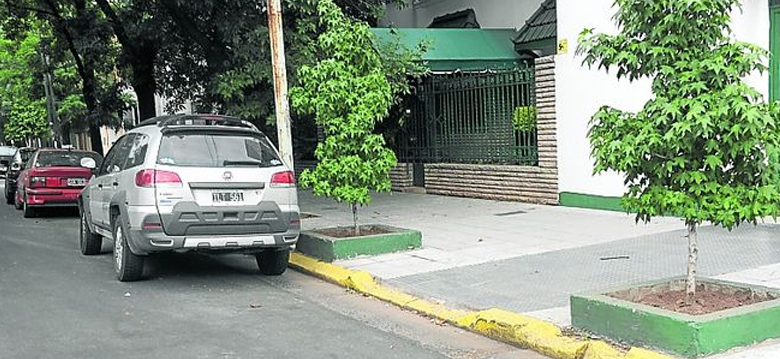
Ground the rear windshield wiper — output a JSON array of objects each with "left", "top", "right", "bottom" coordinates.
[{"left": 223, "top": 160, "right": 273, "bottom": 167}]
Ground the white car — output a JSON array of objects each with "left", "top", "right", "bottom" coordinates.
[{"left": 78, "top": 114, "right": 300, "bottom": 281}]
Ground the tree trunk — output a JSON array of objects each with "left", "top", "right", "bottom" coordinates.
[
  {"left": 131, "top": 59, "right": 158, "bottom": 121},
  {"left": 81, "top": 73, "right": 104, "bottom": 155},
  {"left": 686, "top": 222, "right": 698, "bottom": 302},
  {"left": 352, "top": 203, "right": 360, "bottom": 237}
]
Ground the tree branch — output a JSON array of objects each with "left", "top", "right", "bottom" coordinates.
[
  {"left": 93, "top": 0, "right": 133, "bottom": 50},
  {"left": 160, "top": 0, "right": 228, "bottom": 68},
  {"left": 38, "top": 0, "right": 88, "bottom": 82},
  {"left": 2, "top": 0, "right": 57, "bottom": 17}
]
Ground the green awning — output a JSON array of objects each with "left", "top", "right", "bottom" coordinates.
[{"left": 370, "top": 28, "right": 522, "bottom": 72}]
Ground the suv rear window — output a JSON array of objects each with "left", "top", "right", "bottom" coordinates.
[
  {"left": 157, "top": 133, "right": 283, "bottom": 168},
  {"left": 0, "top": 146, "right": 16, "bottom": 156},
  {"left": 36, "top": 151, "right": 102, "bottom": 168}
]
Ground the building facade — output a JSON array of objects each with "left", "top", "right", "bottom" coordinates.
[{"left": 380, "top": 0, "right": 773, "bottom": 210}]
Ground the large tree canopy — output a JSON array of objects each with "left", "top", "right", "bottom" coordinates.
[
  {"left": 0, "top": 0, "right": 413, "bottom": 154},
  {"left": 2, "top": 0, "right": 134, "bottom": 152}
]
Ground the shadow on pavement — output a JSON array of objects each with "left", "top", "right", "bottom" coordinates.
[
  {"left": 142, "top": 252, "right": 261, "bottom": 280},
  {"left": 28, "top": 207, "right": 80, "bottom": 218}
]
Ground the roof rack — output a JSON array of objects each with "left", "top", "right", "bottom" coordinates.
[{"left": 135, "top": 114, "right": 259, "bottom": 132}]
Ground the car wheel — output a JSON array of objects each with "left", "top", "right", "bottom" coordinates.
[
  {"left": 80, "top": 209, "right": 102, "bottom": 255},
  {"left": 13, "top": 191, "right": 22, "bottom": 210},
  {"left": 256, "top": 248, "right": 290, "bottom": 276},
  {"left": 4, "top": 184, "right": 12, "bottom": 205},
  {"left": 113, "top": 216, "right": 144, "bottom": 282},
  {"left": 22, "top": 197, "right": 35, "bottom": 218}
]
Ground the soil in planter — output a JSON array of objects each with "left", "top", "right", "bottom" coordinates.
[
  {"left": 315, "top": 226, "right": 391, "bottom": 238},
  {"left": 610, "top": 284, "right": 775, "bottom": 315}
]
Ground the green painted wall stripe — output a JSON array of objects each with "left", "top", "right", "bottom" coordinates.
[
  {"left": 558, "top": 192, "right": 625, "bottom": 212},
  {"left": 770, "top": 7, "right": 780, "bottom": 101}
]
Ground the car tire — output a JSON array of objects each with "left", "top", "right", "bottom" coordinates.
[
  {"left": 80, "top": 209, "right": 102, "bottom": 255},
  {"left": 256, "top": 248, "right": 290, "bottom": 276},
  {"left": 4, "top": 184, "right": 12, "bottom": 205},
  {"left": 13, "top": 191, "right": 22, "bottom": 210},
  {"left": 113, "top": 216, "right": 144, "bottom": 282},
  {"left": 22, "top": 197, "right": 35, "bottom": 218}
]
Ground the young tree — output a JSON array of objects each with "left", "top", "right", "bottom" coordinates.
[
  {"left": 578, "top": 0, "right": 780, "bottom": 300},
  {"left": 4, "top": 101, "right": 50, "bottom": 144},
  {"left": 291, "top": 0, "right": 397, "bottom": 235}
]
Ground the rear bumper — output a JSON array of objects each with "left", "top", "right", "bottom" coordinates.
[
  {"left": 127, "top": 228, "right": 299, "bottom": 255},
  {"left": 25, "top": 188, "right": 82, "bottom": 207},
  {"left": 124, "top": 204, "right": 300, "bottom": 255}
]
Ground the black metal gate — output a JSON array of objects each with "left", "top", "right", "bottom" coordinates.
[{"left": 395, "top": 67, "right": 537, "bottom": 167}]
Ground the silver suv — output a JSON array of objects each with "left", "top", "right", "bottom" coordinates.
[{"left": 78, "top": 114, "right": 300, "bottom": 281}]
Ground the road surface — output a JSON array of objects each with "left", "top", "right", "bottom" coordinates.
[{"left": 0, "top": 183, "right": 545, "bottom": 359}]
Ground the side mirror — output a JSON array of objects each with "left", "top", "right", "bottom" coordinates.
[
  {"left": 80, "top": 157, "right": 97, "bottom": 170},
  {"left": 10, "top": 163, "right": 20, "bottom": 171}
]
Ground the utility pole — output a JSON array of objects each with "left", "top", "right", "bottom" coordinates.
[{"left": 267, "top": 0, "right": 295, "bottom": 169}]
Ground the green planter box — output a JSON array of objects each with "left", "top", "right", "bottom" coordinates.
[
  {"left": 296, "top": 224, "right": 422, "bottom": 262},
  {"left": 571, "top": 278, "right": 780, "bottom": 358}
]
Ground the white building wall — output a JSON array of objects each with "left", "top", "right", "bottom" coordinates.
[
  {"left": 555, "top": 0, "right": 770, "bottom": 197},
  {"left": 154, "top": 94, "right": 193, "bottom": 117},
  {"left": 382, "top": 0, "right": 544, "bottom": 29}
]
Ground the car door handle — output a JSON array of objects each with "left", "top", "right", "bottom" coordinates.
[
  {"left": 97, "top": 184, "right": 103, "bottom": 190},
  {"left": 112, "top": 182, "right": 119, "bottom": 188}
]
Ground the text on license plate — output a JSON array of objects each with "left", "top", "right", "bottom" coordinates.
[
  {"left": 212, "top": 191, "right": 245, "bottom": 203},
  {"left": 67, "top": 178, "right": 86, "bottom": 186}
]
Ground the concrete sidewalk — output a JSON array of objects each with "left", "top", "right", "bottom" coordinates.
[{"left": 298, "top": 190, "right": 780, "bottom": 358}]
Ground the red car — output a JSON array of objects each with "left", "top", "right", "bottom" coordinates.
[{"left": 15, "top": 148, "right": 103, "bottom": 218}]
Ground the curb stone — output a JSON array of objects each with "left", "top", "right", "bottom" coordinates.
[{"left": 289, "top": 253, "right": 677, "bottom": 359}]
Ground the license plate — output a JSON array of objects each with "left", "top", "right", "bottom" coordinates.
[
  {"left": 212, "top": 191, "right": 245, "bottom": 203},
  {"left": 67, "top": 178, "right": 86, "bottom": 186}
]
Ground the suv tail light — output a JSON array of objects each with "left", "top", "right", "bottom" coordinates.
[
  {"left": 135, "top": 169, "right": 182, "bottom": 188},
  {"left": 270, "top": 171, "right": 295, "bottom": 188}
]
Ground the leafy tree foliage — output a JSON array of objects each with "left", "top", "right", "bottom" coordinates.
[
  {"left": 3, "top": 0, "right": 133, "bottom": 153},
  {"left": 4, "top": 101, "right": 50, "bottom": 143},
  {"left": 0, "top": 0, "right": 412, "bottom": 155},
  {"left": 578, "top": 0, "right": 780, "bottom": 298},
  {"left": 291, "top": 0, "right": 396, "bottom": 235},
  {"left": 0, "top": 25, "right": 50, "bottom": 144},
  {"left": 156, "top": 0, "right": 406, "bottom": 146}
]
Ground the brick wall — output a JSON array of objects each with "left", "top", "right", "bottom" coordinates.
[
  {"left": 421, "top": 56, "right": 559, "bottom": 205},
  {"left": 390, "top": 162, "right": 413, "bottom": 191},
  {"left": 423, "top": 163, "right": 558, "bottom": 204}
]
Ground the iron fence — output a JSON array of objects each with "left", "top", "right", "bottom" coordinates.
[{"left": 395, "top": 67, "right": 537, "bottom": 166}]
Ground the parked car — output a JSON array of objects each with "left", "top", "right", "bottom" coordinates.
[
  {"left": 78, "top": 114, "right": 300, "bottom": 282},
  {"left": 0, "top": 146, "right": 17, "bottom": 178},
  {"left": 15, "top": 148, "right": 102, "bottom": 217},
  {"left": 4, "top": 147, "right": 37, "bottom": 204}
]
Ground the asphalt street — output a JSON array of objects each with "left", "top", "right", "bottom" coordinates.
[{"left": 0, "top": 183, "right": 544, "bottom": 359}]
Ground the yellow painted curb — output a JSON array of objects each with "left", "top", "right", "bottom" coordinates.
[
  {"left": 289, "top": 253, "right": 677, "bottom": 359},
  {"left": 584, "top": 341, "right": 624, "bottom": 359}
]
